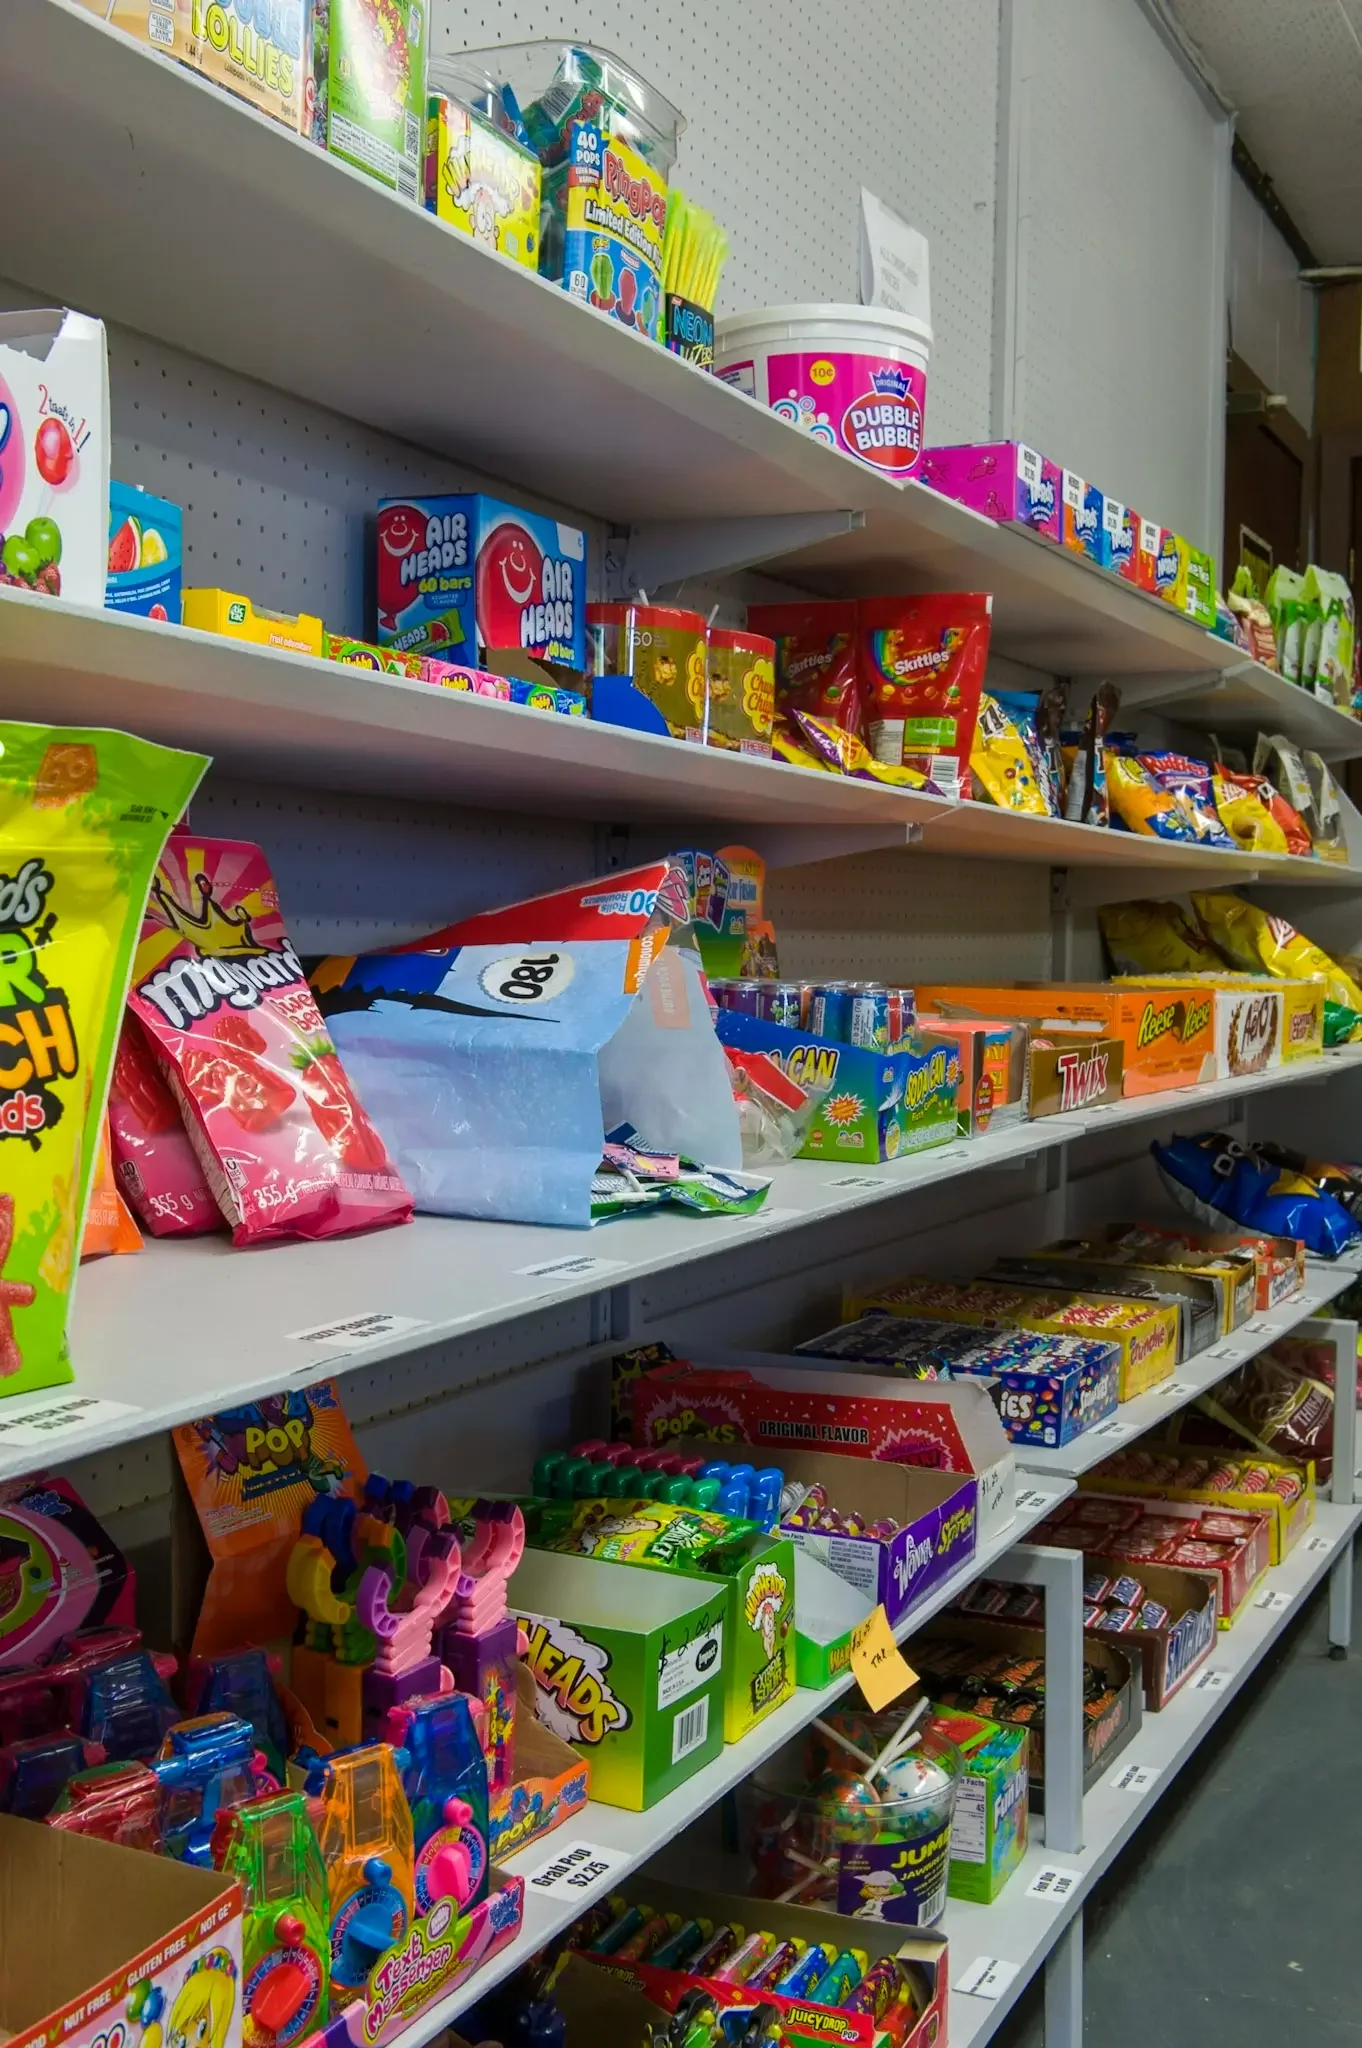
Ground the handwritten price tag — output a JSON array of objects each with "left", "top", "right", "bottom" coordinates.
[{"left": 850, "top": 1605, "right": 917, "bottom": 1712}]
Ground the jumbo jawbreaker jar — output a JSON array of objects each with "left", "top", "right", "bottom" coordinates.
[{"left": 373, "top": 494, "right": 586, "bottom": 668}]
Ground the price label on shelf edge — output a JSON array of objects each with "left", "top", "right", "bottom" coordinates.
[
  {"left": 522, "top": 1840, "right": 631, "bottom": 1901},
  {"left": 954, "top": 1958, "right": 1021, "bottom": 2001},
  {"left": 1025, "top": 1865, "right": 1083, "bottom": 1904},
  {"left": 1194, "top": 1668, "right": 1229, "bottom": 1692},
  {"left": 1256, "top": 1589, "right": 1292, "bottom": 1612},
  {"left": 1112, "top": 1762, "right": 1161, "bottom": 1795}
]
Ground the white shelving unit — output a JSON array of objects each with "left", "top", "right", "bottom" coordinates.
[{"left": 3, "top": 13, "right": 1361, "bottom": 2048}]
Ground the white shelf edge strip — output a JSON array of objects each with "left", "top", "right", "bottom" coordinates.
[{"left": 947, "top": 1500, "right": 1362, "bottom": 2048}]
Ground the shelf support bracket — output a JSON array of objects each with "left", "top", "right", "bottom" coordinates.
[
  {"left": 989, "top": 1542, "right": 1085, "bottom": 1854},
  {"left": 602, "top": 511, "right": 866, "bottom": 598}
]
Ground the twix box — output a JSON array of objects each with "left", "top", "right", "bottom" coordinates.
[{"left": 915, "top": 983, "right": 1216, "bottom": 1097}]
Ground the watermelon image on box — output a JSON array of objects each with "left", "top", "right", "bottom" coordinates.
[{"left": 105, "top": 481, "right": 183, "bottom": 622}]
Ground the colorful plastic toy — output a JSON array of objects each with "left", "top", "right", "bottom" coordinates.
[
  {"left": 307, "top": 1742, "right": 415, "bottom": 1998},
  {"left": 47, "top": 1757, "right": 164, "bottom": 1850},
  {"left": 183, "top": 1647, "right": 290, "bottom": 1781},
  {"left": 385, "top": 1690, "right": 490, "bottom": 1913},
  {"left": 80, "top": 1649, "right": 180, "bottom": 1761},
  {"left": 153, "top": 1712, "right": 274, "bottom": 1865},
  {"left": 0, "top": 1730, "right": 105, "bottom": 1818},
  {"left": 219, "top": 1791, "right": 330, "bottom": 2048},
  {"left": 438, "top": 1501, "right": 525, "bottom": 1795}
]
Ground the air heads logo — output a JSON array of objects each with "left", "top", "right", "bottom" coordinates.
[
  {"left": 1135, "top": 995, "right": 1212, "bottom": 1050},
  {"left": 843, "top": 362, "right": 923, "bottom": 475},
  {"left": 744, "top": 1563, "right": 788, "bottom": 1660},
  {"left": 519, "top": 1614, "right": 631, "bottom": 1746}
]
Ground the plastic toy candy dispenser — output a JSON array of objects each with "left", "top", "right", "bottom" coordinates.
[
  {"left": 219, "top": 1790, "right": 330, "bottom": 2048},
  {"left": 384, "top": 1691, "right": 491, "bottom": 1914},
  {"left": 309, "top": 1743, "right": 415, "bottom": 2000},
  {"left": 436, "top": 1502, "right": 525, "bottom": 1797}
]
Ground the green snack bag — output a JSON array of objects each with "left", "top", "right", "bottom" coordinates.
[
  {"left": 537, "top": 1495, "right": 759, "bottom": 1566},
  {"left": 1306, "top": 566, "right": 1356, "bottom": 709},
  {"left": 0, "top": 723, "right": 208, "bottom": 1396},
  {"left": 1265, "top": 566, "right": 1308, "bottom": 685}
]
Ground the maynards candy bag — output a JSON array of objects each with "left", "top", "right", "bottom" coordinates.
[
  {"left": 0, "top": 722, "right": 207, "bottom": 1397},
  {"left": 127, "top": 834, "right": 413, "bottom": 1245},
  {"left": 107, "top": 1014, "right": 222, "bottom": 1238}
]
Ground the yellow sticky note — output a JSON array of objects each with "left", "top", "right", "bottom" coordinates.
[{"left": 850, "top": 1604, "right": 918, "bottom": 1713}]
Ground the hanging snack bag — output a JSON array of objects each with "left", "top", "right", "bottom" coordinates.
[
  {"left": 971, "top": 692, "right": 1049, "bottom": 813},
  {"left": 1106, "top": 747, "right": 1198, "bottom": 841},
  {"left": 1210, "top": 769, "right": 1290, "bottom": 855},
  {"left": 1141, "top": 751, "right": 1236, "bottom": 848},
  {"left": 127, "top": 835, "right": 413, "bottom": 1246},
  {"left": 1254, "top": 734, "right": 1315, "bottom": 835},
  {"left": 1304, "top": 751, "right": 1348, "bottom": 864},
  {"left": 858, "top": 594, "right": 992, "bottom": 799},
  {"left": 788, "top": 709, "right": 938, "bottom": 791},
  {"left": 1265, "top": 566, "right": 1309, "bottom": 686},
  {"left": 0, "top": 722, "right": 207, "bottom": 1398},
  {"left": 107, "top": 1014, "right": 222, "bottom": 1237},
  {"left": 1153, "top": 1132, "right": 1359, "bottom": 1259},
  {"left": 1190, "top": 891, "right": 1362, "bottom": 1023},
  {"left": 1227, "top": 568, "right": 1277, "bottom": 669},
  {"left": 1306, "top": 566, "right": 1356, "bottom": 708},
  {"left": 1062, "top": 682, "right": 1119, "bottom": 826},
  {"left": 748, "top": 601, "right": 863, "bottom": 735},
  {"left": 1099, "top": 899, "right": 1226, "bottom": 977}
]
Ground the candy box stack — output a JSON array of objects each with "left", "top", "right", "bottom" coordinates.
[
  {"left": 1082, "top": 1442, "right": 1314, "bottom": 1566},
  {"left": 932, "top": 1706, "right": 1029, "bottom": 1903},
  {"left": 915, "top": 980, "right": 1218, "bottom": 1097},
  {"left": 306, "top": 0, "right": 429, "bottom": 198},
  {"left": 993, "top": 1248, "right": 1223, "bottom": 1359},
  {"left": 1061, "top": 471, "right": 1103, "bottom": 562},
  {"left": 1036, "top": 1494, "right": 1271, "bottom": 1627},
  {"left": 1100, "top": 497, "right": 1140, "bottom": 580},
  {"left": 374, "top": 492, "right": 586, "bottom": 668},
  {"left": 182, "top": 587, "right": 324, "bottom": 655},
  {"left": 1104, "top": 1223, "right": 1306, "bottom": 1313},
  {"left": 425, "top": 58, "right": 542, "bottom": 269},
  {"left": 920, "top": 441, "right": 1062, "bottom": 541},
  {"left": 0, "top": 310, "right": 109, "bottom": 607},
  {"left": 1003, "top": 1233, "right": 1258, "bottom": 1336}
]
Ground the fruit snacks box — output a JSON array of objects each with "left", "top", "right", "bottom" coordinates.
[
  {"left": 544, "top": 125, "right": 668, "bottom": 342},
  {"left": 1154, "top": 529, "right": 1188, "bottom": 607},
  {"left": 1037, "top": 1493, "right": 1270, "bottom": 1626},
  {"left": 1061, "top": 470, "right": 1103, "bottom": 562},
  {"left": 307, "top": 0, "right": 429, "bottom": 199},
  {"left": 846, "top": 1276, "right": 1177, "bottom": 1401},
  {"left": 933, "top": 1706, "right": 1029, "bottom": 1902},
  {"left": 919, "top": 441, "right": 1061, "bottom": 541},
  {"left": 794, "top": 1316, "right": 1119, "bottom": 1450},
  {"left": 1100, "top": 496, "right": 1139, "bottom": 581},
  {"left": 1102, "top": 1224, "right": 1305, "bottom": 1312},
  {"left": 182, "top": 586, "right": 324, "bottom": 654},
  {"left": 1183, "top": 544, "right": 1216, "bottom": 628},
  {"left": 631, "top": 1357, "right": 1016, "bottom": 1542},
  {"left": 425, "top": 91, "right": 541, "bottom": 269},
  {"left": 914, "top": 981, "right": 1217, "bottom": 1096},
  {"left": 106, "top": 481, "right": 182, "bottom": 621},
  {"left": 0, "top": 309, "right": 109, "bottom": 607},
  {"left": 75, "top": 1, "right": 307, "bottom": 131},
  {"left": 510, "top": 1550, "right": 728, "bottom": 1810},
  {"left": 1082, "top": 1443, "right": 1314, "bottom": 1566},
  {"left": 1133, "top": 515, "right": 1163, "bottom": 592},
  {"left": 325, "top": 632, "right": 423, "bottom": 675},
  {"left": 1006, "top": 1236, "right": 1256, "bottom": 1335},
  {"left": 374, "top": 492, "right": 586, "bottom": 667},
  {"left": 714, "top": 1008, "right": 959, "bottom": 1162}
]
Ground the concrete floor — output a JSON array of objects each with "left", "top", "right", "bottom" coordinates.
[{"left": 996, "top": 1543, "right": 1362, "bottom": 2046}]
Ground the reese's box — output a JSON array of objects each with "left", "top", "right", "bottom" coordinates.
[
  {"left": 915, "top": 982, "right": 1217, "bottom": 1096},
  {"left": 847, "top": 1275, "right": 1178, "bottom": 1401},
  {"left": 1115, "top": 973, "right": 1323, "bottom": 1071}
]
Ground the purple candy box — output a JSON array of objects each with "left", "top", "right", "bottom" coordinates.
[{"left": 920, "top": 440, "right": 1062, "bottom": 542}]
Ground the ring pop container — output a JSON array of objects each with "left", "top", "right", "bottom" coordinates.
[
  {"left": 715, "top": 305, "right": 933, "bottom": 479},
  {"left": 746, "top": 1716, "right": 961, "bottom": 1928}
]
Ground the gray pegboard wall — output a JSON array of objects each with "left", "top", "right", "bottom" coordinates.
[{"left": 429, "top": 0, "right": 1000, "bottom": 446}]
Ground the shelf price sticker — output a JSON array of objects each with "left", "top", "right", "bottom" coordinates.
[
  {"left": 1194, "top": 1668, "right": 1229, "bottom": 1693},
  {"left": 515, "top": 1255, "right": 629, "bottom": 1282},
  {"left": 1094, "top": 1420, "right": 1133, "bottom": 1440},
  {"left": 827, "top": 1175, "right": 887, "bottom": 1191},
  {"left": 287, "top": 1312, "right": 431, "bottom": 1352},
  {"left": 1025, "top": 1865, "right": 1083, "bottom": 1905},
  {"left": 523, "top": 1840, "right": 631, "bottom": 1901},
  {"left": 1159, "top": 1380, "right": 1194, "bottom": 1400},
  {"left": 1016, "top": 1487, "right": 1062, "bottom": 1512},
  {"left": 1112, "top": 1762, "right": 1160, "bottom": 1795},
  {"left": 1256, "top": 1589, "right": 1292, "bottom": 1612},
  {"left": 0, "top": 1395, "right": 140, "bottom": 1449},
  {"left": 954, "top": 1958, "right": 1021, "bottom": 2001},
  {"left": 1308, "top": 1535, "right": 1333, "bottom": 1554},
  {"left": 850, "top": 1604, "right": 917, "bottom": 1712}
]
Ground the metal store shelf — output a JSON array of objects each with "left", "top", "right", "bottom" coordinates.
[
  {"left": 946, "top": 1497, "right": 1362, "bottom": 2047},
  {"left": 2, "top": 0, "right": 1361, "bottom": 755},
  {"left": 385, "top": 1480, "right": 1077, "bottom": 2044}
]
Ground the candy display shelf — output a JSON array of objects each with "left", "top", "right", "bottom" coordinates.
[
  {"left": 7, "top": 589, "right": 1362, "bottom": 885},
  {"left": 388, "top": 1479, "right": 1078, "bottom": 2045},
  {"left": 7, "top": 1050, "right": 1355, "bottom": 1485},
  {"left": 945, "top": 1496, "right": 1362, "bottom": 2048},
  {"left": 5, "top": 0, "right": 1362, "bottom": 760},
  {"left": 1016, "top": 1257, "right": 1356, "bottom": 1480}
]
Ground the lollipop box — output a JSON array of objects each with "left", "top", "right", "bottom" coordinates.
[{"left": 572, "top": 1877, "right": 949, "bottom": 2048}]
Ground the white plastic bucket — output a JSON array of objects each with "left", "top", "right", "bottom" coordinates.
[{"left": 714, "top": 304, "right": 932, "bottom": 479}]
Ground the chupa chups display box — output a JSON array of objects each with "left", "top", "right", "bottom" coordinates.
[
  {"left": 794, "top": 1315, "right": 1119, "bottom": 1451},
  {"left": 914, "top": 1616, "right": 1141, "bottom": 1798},
  {"left": 1103, "top": 1223, "right": 1305, "bottom": 1312},
  {"left": 1003, "top": 1236, "right": 1256, "bottom": 1336},
  {"left": 632, "top": 1355, "right": 1015, "bottom": 1541},
  {"left": 1037, "top": 1493, "right": 1271, "bottom": 1627},
  {"left": 510, "top": 1549, "right": 728, "bottom": 1810},
  {"left": 992, "top": 1250, "right": 1223, "bottom": 1359},
  {"left": 847, "top": 1275, "right": 1178, "bottom": 1402},
  {"left": 920, "top": 441, "right": 1062, "bottom": 541},
  {"left": 672, "top": 1434, "right": 978, "bottom": 1628},
  {"left": 915, "top": 981, "right": 1217, "bottom": 1096},
  {"left": 1115, "top": 973, "right": 1323, "bottom": 1069},
  {"left": 573, "top": 1877, "right": 949, "bottom": 2048},
  {"left": 1061, "top": 470, "right": 1103, "bottom": 562},
  {"left": 0, "top": 1815, "right": 242, "bottom": 2048},
  {"left": 1080, "top": 1446, "right": 1315, "bottom": 1567},
  {"left": 714, "top": 1007, "right": 960, "bottom": 1162},
  {"left": 934, "top": 1706, "right": 1029, "bottom": 1903}
]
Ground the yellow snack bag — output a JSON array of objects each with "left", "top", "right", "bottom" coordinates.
[
  {"left": 1107, "top": 754, "right": 1198, "bottom": 841},
  {"left": 788, "top": 710, "right": 933, "bottom": 790},
  {"left": 1191, "top": 891, "right": 1362, "bottom": 1019},
  {"left": 1099, "top": 900, "right": 1226, "bottom": 976},
  {"left": 1212, "top": 772, "right": 1289, "bottom": 855},
  {"left": 0, "top": 723, "right": 207, "bottom": 1396},
  {"left": 971, "top": 693, "right": 1048, "bottom": 813}
]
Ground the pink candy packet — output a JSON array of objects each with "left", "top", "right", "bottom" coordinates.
[
  {"left": 108, "top": 1017, "right": 222, "bottom": 1237},
  {"left": 126, "top": 834, "right": 412, "bottom": 1246}
]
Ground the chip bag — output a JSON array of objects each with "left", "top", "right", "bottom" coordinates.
[
  {"left": 971, "top": 692, "right": 1049, "bottom": 813},
  {"left": 0, "top": 722, "right": 207, "bottom": 1396},
  {"left": 1210, "top": 770, "right": 1290, "bottom": 854},
  {"left": 1153, "top": 1131, "right": 1359, "bottom": 1259},
  {"left": 1190, "top": 891, "right": 1362, "bottom": 1022},
  {"left": 127, "top": 834, "right": 413, "bottom": 1246},
  {"left": 1304, "top": 751, "right": 1348, "bottom": 863},
  {"left": 1265, "top": 565, "right": 1310, "bottom": 685},
  {"left": 1141, "top": 752, "right": 1235, "bottom": 848},
  {"left": 1253, "top": 734, "right": 1315, "bottom": 840},
  {"left": 1107, "top": 749, "right": 1198, "bottom": 840},
  {"left": 1227, "top": 568, "right": 1276, "bottom": 668},
  {"left": 107, "top": 1014, "right": 222, "bottom": 1237},
  {"left": 747, "top": 601, "right": 863, "bottom": 735},
  {"left": 1098, "top": 899, "right": 1226, "bottom": 977},
  {"left": 859, "top": 594, "right": 993, "bottom": 801},
  {"left": 1306, "top": 565, "right": 1356, "bottom": 708}
]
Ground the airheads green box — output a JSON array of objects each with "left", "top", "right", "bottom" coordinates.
[
  {"left": 714, "top": 1011, "right": 960, "bottom": 1162},
  {"left": 510, "top": 1551, "right": 728, "bottom": 1810}
]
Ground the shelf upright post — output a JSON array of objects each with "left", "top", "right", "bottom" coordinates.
[
  {"left": 1319, "top": 1316, "right": 1358, "bottom": 1654},
  {"left": 1045, "top": 1912, "right": 1085, "bottom": 2048},
  {"left": 989, "top": 1543, "right": 1085, "bottom": 1853}
]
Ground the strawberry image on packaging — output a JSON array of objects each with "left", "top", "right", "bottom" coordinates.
[
  {"left": 126, "top": 835, "right": 413, "bottom": 1245},
  {"left": 374, "top": 492, "right": 586, "bottom": 668}
]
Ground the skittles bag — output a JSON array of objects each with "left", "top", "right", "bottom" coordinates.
[
  {"left": 127, "top": 834, "right": 412, "bottom": 1246},
  {"left": 0, "top": 722, "right": 207, "bottom": 1397}
]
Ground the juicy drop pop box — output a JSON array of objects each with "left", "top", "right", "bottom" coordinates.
[{"left": 374, "top": 493, "right": 587, "bottom": 667}]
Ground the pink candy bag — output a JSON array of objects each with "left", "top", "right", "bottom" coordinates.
[
  {"left": 108, "top": 1016, "right": 221, "bottom": 1237},
  {"left": 126, "top": 834, "right": 412, "bottom": 1245}
]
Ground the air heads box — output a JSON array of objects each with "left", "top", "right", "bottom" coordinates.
[{"left": 374, "top": 493, "right": 586, "bottom": 668}]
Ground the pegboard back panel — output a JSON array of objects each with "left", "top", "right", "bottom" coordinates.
[
  {"left": 429, "top": 1, "right": 1000, "bottom": 447},
  {"left": 768, "top": 849, "right": 1053, "bottom": 983}
]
